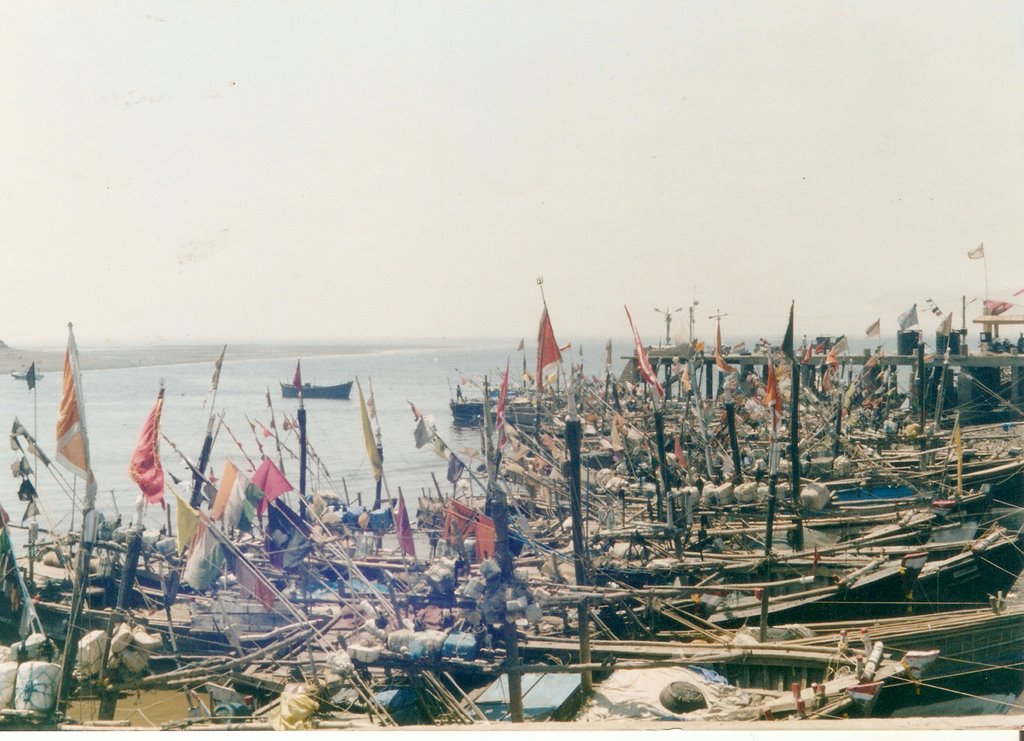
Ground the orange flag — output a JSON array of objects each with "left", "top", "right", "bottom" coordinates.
[
  {"left": 763, "top": 357, "right": 783, "bottom": 430},
  {"left": 56, "top": 324, "right": 93, "bottom": 488},
  {"left": 128, "top": 388, "right": 166, "bottom": 507},
  {"left": 715, "top": 323, "right": 737, "bottom": 375},
  {"left": 536, "top": 306, "right": 562, "bottom": 391}
]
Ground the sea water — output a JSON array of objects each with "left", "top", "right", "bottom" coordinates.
[{"left": 0, "top": 337, "right": 625, "bottom": 543}]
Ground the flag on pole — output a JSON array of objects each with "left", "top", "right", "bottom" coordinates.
[
  {"left": 212, "top": 461, "right": 265, "bottom": 531},
  {"left": 55, "top": 325, "right": 94, "bottom": 497},
  {"left": 266, "top": 500, "right": 310, "bottom": 570},
  {"left": 182, "top": 521, "right": 224, "bottom": 590},
  {"left": 170, "top": 485, "right": 199, "bottom": 555},
  {"left": 967, "top": 243, "right": 985, "bottom": 259},
  {"left": 605, "top": 339, "right": 612, "bottom": 368},
  {"left": 536, "top": 307, "right": 562, "bottom": 391},
  {"left": 24, "top": 363, "right": 35, "bottom": 391},
  {"left": 226, "top": 551, "right": 275, "bottom": 610},
  {"left": 714, "top": 323, "right": 737, "bottom": 375},
  {"left": 897, "top": 304, "right": 919, "bottom": 331},
  {"left": 357, "top": 379, "right": 382, "bottom": 481},
  {"left": 781, "top": 302, "right": 795, "bottom": 360},
  {"left": 625, "top": 306, "right": 664, "bottom": 399},
  {"left": 984, "top": 300, "right": 1013, "bottom": 316},
  {"left": 496, "top": 360, "right": 510, "bottom": 451},
  {"left": 292, "top": 360, "right": 302, "bottom": 389},
  {"left": 763, "top": 357, "right": 782, "bottom": 430},
  {"left": 211, "top": 346, "right": 226, "bottom": 391},
  {"left": 938, "top": 312, "right": 953, "bottom": 336},
  {"left": 865, "top": 319, "right": 881, "bottom": 338},
  {"left": 396, "top": 490, "right": 416, "bottom": 557},
  {"left": 128, "top": 388, "right": 165, "bottom": 507},
  {"left": 253, "top": 457, "right": 292, "bottom": 515},
  {"left": 516, "top": 338, "right": 525, "bottom": 352},
  {"left": 826, "top": 345, "right": 840, "bottom": 372}
]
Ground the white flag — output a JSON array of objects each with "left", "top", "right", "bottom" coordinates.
[{"left": 967, "top": 243, "right": 985, "bottom": 259}]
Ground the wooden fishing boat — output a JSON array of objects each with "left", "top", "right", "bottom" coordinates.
[
  {"left": 280, "top": 380, "right": 353, "bottom": 400},
  {"left": 10, "top": 369, "right": 42, "bottom": 382}
]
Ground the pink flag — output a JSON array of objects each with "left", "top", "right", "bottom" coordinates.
[
  {"left": 292, "top": 360, "right": 302, "bottom": 389},
  {"left": 396, "top": 491, "right": 416, "bottom": 557},
  {"left": 984, "top": 300, "right": 1013, "bottom": 316},
  {"left": 128, "top": 388, "right": 165, "bottom": 507},
  {"left": 625, "top": 306, "right": 664, "bottom": 399},
  {"left": 254, "top": 457, "right": 293, "bottom": 514}
]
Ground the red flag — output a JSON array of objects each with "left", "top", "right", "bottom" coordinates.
[
  {"left": 763, "top": 357, "right": 783, "bottom": 430},
  {"left": 408, "top": 401, "right": 421, "bottom": 420},
  {"left": 396, "top": 491, "right": 416, "bottom": 557},
  {"left": 801, "top": 341, "right": 812, "bottom": 365},
  {"left": 257, "top": 420, "right": 273, "bottom": 438},
  {"left": 715, "top": 323, "right": 737, "bottom": 375},
  {"left": 624, "top": 306, "right": 664, "bottom": 399},
  {"left": 536, "top": 306, "right": 562, "bottom": 390},
  {"left": 496, "top": 360, "right": 510, "bottom": 450},
  {"left": 128, "top": 388, "right": 165, "bottom": 507},
  {"left": 292, "top": 360, "right": 302, "bottom": 389},
  {"left": 253, "top": 457, "right": 293, "bottom": 514}
]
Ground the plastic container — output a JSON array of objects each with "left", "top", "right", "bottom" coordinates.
[
  {"left": 14, "top": 662, "right": 59, "bottom": 712},
  {"left": 441, "top": 632, "right": 479, "bottom": 661}
]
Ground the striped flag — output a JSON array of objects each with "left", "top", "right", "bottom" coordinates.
[
  {"left": 624, "top": 306, "right": 664, "bottom": 399},
  {"left": 55, "top": 325, "right": 97, "bottom": 506}
]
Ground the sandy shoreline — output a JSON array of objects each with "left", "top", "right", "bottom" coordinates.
[{"left": 0, "top": 342, "right": 408, "bottom": 373}]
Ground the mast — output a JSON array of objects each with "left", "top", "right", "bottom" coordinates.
[
  {"left": 55, "top": 324, "right": 100, "bottom": 713},
  {"left": 190, "top": 345, "right": 226, "bottom": 508}
]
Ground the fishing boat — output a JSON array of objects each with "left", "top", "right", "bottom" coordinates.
[
  {"left": 10, "top": 369, "right": 42, "bottom": 382},
  {"left": 280, "top": 380, "right": 353, "bottom": 400}
]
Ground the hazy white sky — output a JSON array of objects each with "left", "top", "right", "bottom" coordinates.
[{"left": 1, "top": 2, "right": 1022, "bottom": 347}]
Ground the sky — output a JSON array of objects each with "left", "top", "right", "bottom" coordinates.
[{"left": 1, "top": 1, "right": 1022, "bottom": 348}]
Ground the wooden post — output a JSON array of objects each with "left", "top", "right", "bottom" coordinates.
[
  {"left": 832, "top": 381, "right": 843, "bottom": 460},
  {"left": 789, "top": 359, "right": 803, "bottom": 551},
  {"left": 484, "top": 380, "right": 524, "bottom": 723},
  {"left": 578, "top": 599, "right": 593, "bottom": 697},
  {"left": 759, "top": 445, "right": 779, "bottom": 643},
  {"left": 653, "top": 410, "right": 668, "bottom": 522},
  {"left": 724, "top": 392, "right": 742, "bottom": 483},
  {"left": 565, "top": 415, "right": 589, "bottom": 586}
]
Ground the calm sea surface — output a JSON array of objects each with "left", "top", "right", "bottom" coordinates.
[{"left": 0, "top": 337, "right": 626, "bottom": 542}]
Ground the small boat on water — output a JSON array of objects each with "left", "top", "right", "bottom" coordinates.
[
  {"left": 280, "top": 380, "right": 353, "bottom": 400},
  {"left": 10, "top": 369, "right": 42, "bottom": 382}
]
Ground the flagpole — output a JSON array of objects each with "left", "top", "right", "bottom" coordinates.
[
  {"left": 266, "top": 386, "right": 287, "bottom": 476},
  {"left": 191, "top": 346, "right": 226, "bottom": 509}
]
